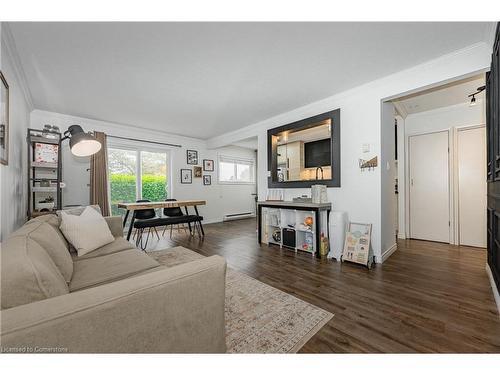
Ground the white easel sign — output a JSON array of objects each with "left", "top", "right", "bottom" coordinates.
[{"left": 341, "top": 222, "right": 374, "bottom": 269}]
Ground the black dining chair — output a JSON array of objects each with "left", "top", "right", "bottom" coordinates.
[{"left": 133, "top": 199, "right": 161, "bottom": 250}]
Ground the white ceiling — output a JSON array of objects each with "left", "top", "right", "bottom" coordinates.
[
  {"left": 393, "top": 74, "right": 485, "bottom": 116},
  {"left": 8, "top": 22, "right": 494, "bottom": 139}
]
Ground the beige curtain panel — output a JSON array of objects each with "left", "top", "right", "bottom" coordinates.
[{"left": 90, "top": 131, "right": 111, "bottom": 216}]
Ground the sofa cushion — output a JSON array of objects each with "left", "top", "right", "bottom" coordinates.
[
  {"left": 72, "top": 237, "right": 135, "bottom": 260},
  {"left": 11, "top": 220, "right": 73, "bottom": 283},
  {"left": 29, "top": 213, "right": 61, "bottom": 228},
  {"left": 69, "top": 249, "right": 160, "bottom": 291},
  {"left": 29, "top": 214, "right": 68, "bottom": 245},
  {"left": 60, "top": 206, "right": 115, "bottom": 257},
  {"left": 1, "top": 236, "right": 69, "bottom": 310}
]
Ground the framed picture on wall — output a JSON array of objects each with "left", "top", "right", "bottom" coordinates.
[
  {"left": 0, "top": 71, "right": 9, "bottom": 166},
  {"left": 181, "top": 169, "right": 192, "bottom": 184},
  {"left": 186, "top": 149, "right": 198, "bottom": 165},
  {"left": 203, "top": 175, "right": 211, "bottom": 185},
  {"left": 203, "top": 159, "right": 214, "bottom": 171},
  {"left": 194, "top": 166, "right": 202, "bottom": 178}
]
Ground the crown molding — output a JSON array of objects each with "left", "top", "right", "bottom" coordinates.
[
  {"left": 392, "top": 100, "right": 408, "bottom": 119},
  {"left": 484, "top": 22, "right": 498, "bottom": 50},
  {"left": 1, "top": 23, "right": 34, "bottom": 111}
]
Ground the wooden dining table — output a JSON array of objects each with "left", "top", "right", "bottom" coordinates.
[{"left": 118, "top": 200, "right": 206, "bottom": 241}]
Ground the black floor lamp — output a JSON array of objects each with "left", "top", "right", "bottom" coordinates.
[{"left": 61, "top": 125, "right": 102, "bottom": 156}]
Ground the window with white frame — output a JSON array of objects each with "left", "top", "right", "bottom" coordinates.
[
  {"left": 107, "top": 144, "right": 170, "bottom": 216},
  {"left": 218, "top": 155, "right": 255, "bottom": 184}
]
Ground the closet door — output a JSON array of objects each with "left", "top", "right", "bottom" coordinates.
[{"left": 409, "top": 131, "right": 450, "bottom": 243}]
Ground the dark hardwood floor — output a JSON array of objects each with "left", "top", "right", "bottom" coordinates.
[{"left": 144, "top": 219, "right": 500, "bottom": 353}]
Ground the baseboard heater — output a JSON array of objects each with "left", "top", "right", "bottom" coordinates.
[{"left": 223, "top": 212, "right": 255, "bottom": 221}]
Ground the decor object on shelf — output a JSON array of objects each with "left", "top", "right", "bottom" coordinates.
[
  {"left": 42, "top": 124, "right": 60, "bottom": 139},
  {"left": 203, "top": 175, "right": 211, "bottom": 185},
  {"left": 194, "top": 166, "right": 202, "bottom": 177},
  {"left": 272, "top": 228, "right": 281, "bottom": 243},
  {"left": 61, "top": 125, "right": 101, "bottom": 157},
  {"left": 186, "top": 149, "right": 198, "bottom": 165},
  {"left": 303, "top": 216, "right": 313, "bottom": 229},
  {"left": 0, "top": 71, "right": 9, "bottom": 165},
  {"left": 40, "top": 179, "right": 51, "bottom": 187},
  {"left": 34, "top": 142, "right": 59, "bottom": 163},
  {"left": 180, "top": 168, "right": 192, "bottom": 184},
  {"left": 292, "top": 195, "right": 312, "bottom": 203},
  {"left": 311, "top": 184, "right": 328, "bottom": 203},
  {"left": 303, "top": 233, "right": 313, "bottom": 251},
  {"left": 203, "top": 159, "right": 214, "bottom": 171},
  {"left": 341, "top": 222, "right": 373, "bottom": 268},
  {"left": 359, "top": 156, "right": 378, "bottom": 171},
  {"left": 266, "top": 189, "right": 284, "bottom": 201}
]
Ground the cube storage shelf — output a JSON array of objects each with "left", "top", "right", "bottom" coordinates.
[{"left": 257, "top": 201, "right": 331, "bottom": 258}]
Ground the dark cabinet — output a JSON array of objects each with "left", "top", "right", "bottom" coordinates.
[{"left": 487, "top": 23, "right": 500, "bottom": 291}]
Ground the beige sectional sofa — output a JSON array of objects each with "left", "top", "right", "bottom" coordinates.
[{"left": 0, "top": 214, "right": 226, "bottom": 353}]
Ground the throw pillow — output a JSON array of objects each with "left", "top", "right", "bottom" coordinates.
[{"left": 59, "top": 206, "right": 115, "bottom": 257}]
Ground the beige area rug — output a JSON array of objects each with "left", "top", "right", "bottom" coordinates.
[{"left": 148, "top": 246, "right": 333, "bottom": 353}]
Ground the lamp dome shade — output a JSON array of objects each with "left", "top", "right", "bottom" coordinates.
[{"left": 66, "top": 125, "right": 102, "bottom": 156}]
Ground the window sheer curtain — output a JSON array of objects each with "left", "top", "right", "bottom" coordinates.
[{"left": 90, "top": 131, "right": 111, "bottom": 216}]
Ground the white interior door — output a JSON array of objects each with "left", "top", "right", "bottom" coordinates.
[
  {"left": 409, "top": 131, "right": 450, "bottom": 242},
  {"left": 458, "top": 127, "right": 487, "bottom": 248}
]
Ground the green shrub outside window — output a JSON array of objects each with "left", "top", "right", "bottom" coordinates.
[{"left": 110, "top": 174, "right": 167, "bottom": 216}]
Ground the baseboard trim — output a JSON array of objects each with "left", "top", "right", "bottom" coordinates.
[
  {"left": 485, "top": 263, "right": 500, "bottom": 316},
  {"left": 376, "top": 243, "right": 397, "bottom": 264}
]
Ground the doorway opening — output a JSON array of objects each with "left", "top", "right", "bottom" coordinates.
[{"left": 388, "top": 73, "right": 487, "bottom": 247}]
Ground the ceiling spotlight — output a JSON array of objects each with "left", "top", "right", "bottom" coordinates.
[{"left": 470, "top": 95, "right": 477, "bottom": 107}]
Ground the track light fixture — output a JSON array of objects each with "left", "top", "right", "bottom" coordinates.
[{"left": 468, "top": 85, "right": 486, "bottom": 107}]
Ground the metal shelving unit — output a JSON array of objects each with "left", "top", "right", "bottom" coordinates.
[{"left": 27, "top": 128, "right": 62, "bottom": 219}]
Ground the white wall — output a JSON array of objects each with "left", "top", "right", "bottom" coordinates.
[
  {"left": 207, "top": 42, "right": 491, "bottom": 262},
  {"left": 401, "top": 100, "right": 485, "bottom": 243},
  {"left": 30, "top": 110, "right": 256, "bottom": 224},
  {"left": 0, "top": 25, "right": 32, "bottom": 240}
]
